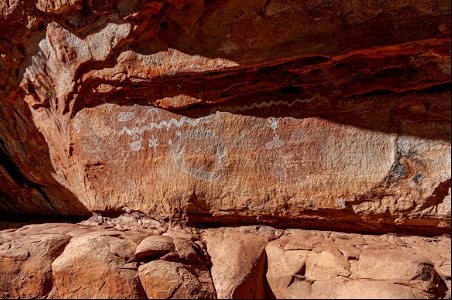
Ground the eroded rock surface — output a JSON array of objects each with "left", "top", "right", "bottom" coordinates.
[
  {"left": 51, "top": 230, "right": 146, "bottom": 298},
  {"left": 203, "top": 227, "right": 278, "bottom": 298},
  {"left": 0, "top": 0, "right": 449, "bottom": 235},
  {"left": 0, "top": 1, "right": 451, "bottom": 298},
  {"left": 0, "top": 230, "right": 70, "bottom": 298},
  {"left": 0, "top": 222, "right": 450, "bottom": 299},
  {"left": 266, "top": 229, "right": 451, "bottom": 299}
]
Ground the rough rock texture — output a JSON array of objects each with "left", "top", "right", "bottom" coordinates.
[
  {"left": 0, "top": 0, "right": 450, "bottom": 235},
  {"left": 0, "top": 223, "right": 94, "bottom": 298},
  {"left": 265, "top": 229, "right": 451, "bottom": 299},
  {"left": 203, "top": 227, "right": 276, "bottom": 298},
  {"left": 0, "top": 229, "right": 70, "bottom": 298},
  {"left": 0, "top": 222, "right": 450, "bottom": 299},
  {"left": 135, "top": 232, "right": 217, "bottom": 298},
  {"left": 51, "top": 230, "right": 146, "bottom": 298},
  {"left": 0, "top": 1, "right": 451, "bottom": 298}
]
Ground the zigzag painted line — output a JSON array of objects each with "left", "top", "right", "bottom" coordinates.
[
  {"left": 121, "top": 98, "right": 314, "bottom": 136},
  {"left": 216, "top": 98, "right": 314, "bottom": 113},
  {"left": 120, "top": 115, "right": 212, "bottom": 136}
]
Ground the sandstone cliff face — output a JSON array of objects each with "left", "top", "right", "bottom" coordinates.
[
  {"left": 0, "top": 0, "right": 451, "bottom": 226},
  {"left": 1, "top": 1, "right": 451, "bottom": 299}
]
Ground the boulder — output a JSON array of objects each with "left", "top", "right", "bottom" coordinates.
[
  {"left": 50, "top": 230, "right": 145, "bottom": 299},
  {"left": 134, "top": 235, "right": 175, "bottom": 261},
  {"left": 138, "top": 260, "right": 215, "bottom": 299},
  {"left": 311, "top": 279, "right": 430, "bottom": 299},
  {"left": 203, "top": 227, "right": 276, "bottom": 299},
  {"left": 305, "top": 248, "right": 350, "bottom": 281},
  {"left": 265, "top": 229, "right": 450, "bottom": 299},
  {"left": 0, "top": 223, "right": 450, "bottom": 299},
  {"left": 0, "top": 228, "right": 71, "bottom": 298}
]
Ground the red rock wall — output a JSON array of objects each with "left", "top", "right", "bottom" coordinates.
[{"left": 0, "top": 0, "right": 450, "bottom": 234}]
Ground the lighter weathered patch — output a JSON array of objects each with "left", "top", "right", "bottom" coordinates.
[
  {"left": 118, "top": 112, "right": 135, "bottom": 122},
  {"left": 335, "top": 198, "right": 346, "bottom": 209},
  {"left": 215, "top": 98, "right": 314, "bottom": 113},
  {"left": 266, "top": 135, "right": 285, "bottom": 150},
  {"left": 173, "top": 130, "right": 227, "bottom": 181},
  {"left": 148, "top": 135, "right": 159, "bottom": 152},
  {"left": 269, "top": 117, "right": 279, "bottom": 130},
  {"left": 130, "top": 139, "right": 142, "bottom": 152},
  {"left": 120, "top": 115, "right": 213, "bottom": 136}
]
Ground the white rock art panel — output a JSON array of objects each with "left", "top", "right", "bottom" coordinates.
[
  {"left": 173, "top": 129, "right": 228, "bottom": 181},
  {"left": 117, "top": 108, "right": 215, "bottom": 154},
  {"left": 265, "top": 117, "right": 285, "bottom": 150},
  {"left": 213, "top": 98, "right": 315, "bottom": 113},
  {"left": 71, "top": 102, "right": 395, "bottom": 194},
  {"left": 120, "top": 114, "right": 213, "bottom": 136},
  {"left": 117, "top": 111, "right": 135, "bottom": 122},
  {"left": 130, "top": 138, "right": 143, "bottom": 152},
  {"left": 115, "top": 108, "right": 229, "bottom": 181},
  {"left": 148, "top": 135, "right": 159, "bottom": 152}
]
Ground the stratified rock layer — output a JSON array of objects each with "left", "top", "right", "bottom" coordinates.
[
  {"left": 1, "top": 1, "right": 450, "bottom": 299},
  {"left": 0, "top": 0, "right": 450, "bottom": 234},
  {"left": 0, "top": 222, "right": 450, "bottom": 299}
]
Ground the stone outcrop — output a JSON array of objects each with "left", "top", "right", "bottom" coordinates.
[
  {"left": 51, "top": 230, "right": 146, "bottom": 298},
  {"left": 0, "top": 222, "right": 450, "bottom": 299},
  {"left": 0, "top": 1, "right": 450, "bottom": 298},
  {"left": 0, "top": 0, "right": 450, "bottom": 235},
  {"left": 0, "top": 223, "right": 93, "bottom": 298},
  {"left": 203, "top": 227, "right": 276, "bottom": 298},
  {"left": 265, "top": 230, "right": 451, "bottom": 299}
]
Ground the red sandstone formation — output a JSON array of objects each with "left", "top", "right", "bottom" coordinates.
[
  {"left": 0, "top": 222, "right": 450, "bottom": 299},
  {"left": 0, "top": 0, "right": 450, "bottom": 298}
]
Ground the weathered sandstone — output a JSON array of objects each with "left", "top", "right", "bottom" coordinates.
[
  {"left": 0, "top": 222, "right": 450, "bottom": 299},
  {"left": 0, "top": 0, "right": 449, "bottom": 235},
  {"left": 134, "top": 235, "right": 175, "bottom": 261},
  {"left": 0, "top": 231, "right": 70, "bottom": 298},
  {"left": 51, "top": 230, "right": 146, "bottom": 298},
  {"left": 0, "top": 1, "right": 450, "bottom": 298},
  {"left": 202, "top": 227, "right": 277, "bottom": 298},
  {"left": 265, "top": 229, "right": 450, "bottom": 299}
]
